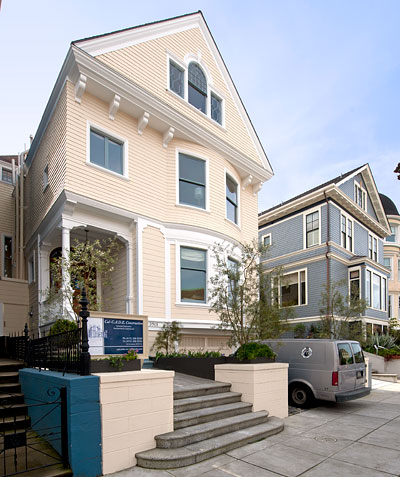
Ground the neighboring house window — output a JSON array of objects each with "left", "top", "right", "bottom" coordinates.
[
  {"left": 389, "top": 295, "right": 393, "bottom": 317},
  {"left": 280, "top": 270, "right": 306, "bottom": 307},
  {"left": 306, "top": 211, "right": 319, "bottom": 248},
  {"left": 341, "top": 215, "right": 353, "bottom": 252},
  {"left": 28, "top": 254, "right": 35, "bottom": 283},
  {"left": 43, "top": 164, "right": 49, "bottom": 191},
  {"left": 262, "top": 234, "right": 271, "bottom": 247},
  {"left": 372, "top": 273, "right": 381, "bottom": 310},
  {"left": 211, "top": 93, "right": 222, "bottom": 125},
  {"left": 3, "top": 236, "right": 12, "bottom": 277},
  {"left": 386, "top": 225, "right": 396, "bottom": 243},
  {"left": 1, "top": 168, "right": 12, "bottom": 184},
  {"left": 368, "top": 234, "right": 378, "bottom": 261},
  {"left": 226, "top": 174, "right": 238, "bottom": 224},
  {"left": 178, "top": 153, "right": 206, "bottom": 209},
  {"left": 368, "top": 270, "right": 387, "bottom": 311},
  {"left": 354, "top": 181, "right": 366, "bottom": 210},
  {"left": 384, "top": 257, "right": 392, "bottom": 279},
  {"left": 366, "top": 270, "right": 371, "bottom": 307},
  {"left": 169, "top": 61, "right": 184, "bottom": 98},
  {"left": 188, "top": 63, "right": 207, "bottom": 113},
  {"left": 349, "top": 269, "right": 360, "bottom": 301},
  {"left": 90, "top": 129, "right": 123, "bottom": 175},
  {"left": 180, "top": 247, "right": 207, "bottom": 303}
]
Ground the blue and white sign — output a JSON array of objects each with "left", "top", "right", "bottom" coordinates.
[{"left": 104, "top": 319, "right": 143, "bottom": 354}]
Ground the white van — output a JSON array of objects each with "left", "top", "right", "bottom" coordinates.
[{"left": 262, "top": 339, "right": 370, "bottom": 407}]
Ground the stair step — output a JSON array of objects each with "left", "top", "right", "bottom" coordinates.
[
  {"left": 174, "top": 392, "right": 242, "bottom": 414},
  {"left": 174, "top": 382, "right": 231, "bottom": 400},
  {"left": 136, "top": 416, "right": 284, "bottom": 469},
  {"left": 0, "top": 392, "right": 24, "bottom": 404},
  {"left": 5, "top": 463, "right": 72, "bottom": 477},
  {"left": 0, "top": 372, "right": 19, "bottom": 383},
  {"left": 174, "top": 401, "right": 253, "bottom": 430},
  {"left": 157, "top": 410, "right": 269, "bottom": 448},
  {"left": 0, "top": 403, "right": 28, "bottom": 418},
  {"left": 0, "top": 382, "right": 21, "bottom": 393},
  {"left": 0, "top": 414, "right": 31, "bottom": 432},
  {"left": 0, "top": 363, "right": 24, "bottom": 373}
]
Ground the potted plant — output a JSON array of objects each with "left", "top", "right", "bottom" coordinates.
[{"left": 91, "top": 348, "right": 141, "bottom": 372}]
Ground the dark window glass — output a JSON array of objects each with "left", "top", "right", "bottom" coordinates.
[
  {"left": 90, "top": 129, "right": 123, "bottom": 174},
  {"left": 306, "top": 212, "right": 319, "bottom": 247},
  {"left": 179, "top": 154, "right": 206, "bottom": 209},
  {"left": 337, "top": 343, "right": 354, "bottom": 365},
  {"left": 170, "top": 61, "right": 184, "bottom": 98},
  {"left": 3, "top": 236, "right": 12, "bottom": 277},
  {"left": 180, "top": 247, "right": 206, "bottom": 303},
  {"left": 281, "top": 272, "right": 299, "bottom": 307},
  {"left": 300, "top": 271, "right": 306, "bottom": 305},
  {"left": 2, "top": 168, "right": 12, "bottom": 184},
  {"left": 228, "top": 258, "right": 239, "bottom": 303},
  {"left": 188, "top": 63, "right": 207, "bottom": 113},
  {"left": 226, "top": 175, "right": 238, "bottom": 223},
  {"left": 386, "top": 226, "right": 396, "bottom": 242},
  {"left": 211, "top": 94, "right": 222, "bottom": 124},
  {"left": 263, "top": 235, "right": 271, "bottom": 247},
  {"left": 341, "top": 216, "right": 346, "bottom": 248}
]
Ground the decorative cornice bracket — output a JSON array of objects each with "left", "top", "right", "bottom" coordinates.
[
  {"left": 138, "top": 112, "right": 149, "bottom": 135},
  {"left": 109, "top": 94, "right": 120, "bottom": 120},
  {"left": 253, "top": 182, "right": 263, "bottom": 196},
  {"left": 163, "top": 127, "right": 174, "bottom": 148},
  {"left": 74, "top": 73, "right": 87, "bottom": 103},
  {"left": 242, "top": 175, "right": 253, "bottom": 190}
]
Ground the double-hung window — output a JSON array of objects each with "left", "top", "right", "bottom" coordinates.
[
  {"left": 188, "top": 63, "right": 207, "bottom": 113},
  {"left": 349, "top": 269, "right": 360, "bottom": 301},
  {"left": 3, "top": 236, "right": 12, "bottom": 278},
  {"left": 169, "top": 61, "right": 184, "bottom": 98},
  {"left": 384, "top": 257, "right": 392, "bottom": 279},
  {"left": 367, "top": 269, "right": 387, "bottom": 311},
  {"left": 226, "top": 174, "right": 238, "bottom": 224},
  {"left": 368, "top": 234, "right": 378, "bottom": 262},
  {"left": 280, "top": 270, "right": 306, "bottom": 307},
  {"left": 178, "top": 153, "right": 206, "bottom": 209},
  {"left": 354, "top": 181, "right": 366, "bottom": 210},
  {"left": 211, "top": 93, "right": 222, "bottom": 125},
  {"left": 180, "top": 247, "right": 207, "bottom": 303},
  {"left": 90, "top": 129, "right": 124, "bottom": 175},
  {"left": 306, "top": 211, "right": 319, "bottom": 248},
  {"left": 1, "top": 168, "right": 12, "bottom": 184},
  {"left": 341, "top": 215, "right": 353, "bottom": 252}
]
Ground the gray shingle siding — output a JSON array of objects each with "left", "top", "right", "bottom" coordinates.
[
  {"left": 260, "top": 214, "right": 303, "bottom": 258},
  {"left": 354, "top": 222, "right": 369, "bottom": 256},
  {"left": 262, "top": 247, "right": 326, "bottom": 270},
  {"left": 339, "top": 177, "right": 354, "bottom": 199},
  {"left": 329, "top": 203, "right": 341, "bottom": 245}
]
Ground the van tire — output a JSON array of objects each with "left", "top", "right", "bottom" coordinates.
[{"left": 289, "top": 383, "right": 314, "bottom": 408}]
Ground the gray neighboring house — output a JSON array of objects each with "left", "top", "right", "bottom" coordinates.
[{"left": 258, "top": 164, "right": 391, "bottom": 335}]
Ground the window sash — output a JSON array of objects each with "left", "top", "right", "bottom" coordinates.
[
  {"left": 90, "top": 129, "right": 123, "bottom": 174},
  {"left": 226, "top": 175, "right": 238, "bottom": 224},
  {"left": 169, "top": 61, "right": 184, "bottom": 98},
  {"left": 2, "top": 168, "right": 12, "bottom": 184},
  {"left": 211, "top": 93, "right": 222, "bottom": 124},
  {"left": 306, "top": 212, "right": 319, "bottom": 247},
  {"left": 180, "top": 247, "right": 207, "bottom": 303},
  {"left": 280, "top": 270, "right": 306, "bottom": 306},
  {"left": 179, "top": 154, "right": 206, "bottom": 209}
]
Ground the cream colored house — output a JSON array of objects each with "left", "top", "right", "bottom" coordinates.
[
  {"left": 0, "top": 155, "right": 29, "bottom": 335},
  {"left": 23, "top": 12, "right": 273, "bottom": 351}
]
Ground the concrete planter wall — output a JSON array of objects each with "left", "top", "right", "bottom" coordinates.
[
  {"left": 215, "top": 362, "right": 289, "bottom": 418},
  {"left": 91, "top": 358, "right": 141, "bottom": 373},
  {"left": 154, "top": 356, "right": 274, "bottom": 380},
  {"left": 364, "top": 351, "right": 400, "bottom": 376}
]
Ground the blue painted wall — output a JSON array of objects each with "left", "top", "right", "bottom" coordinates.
[{"left": 19, "top": 369, "right": 101, "bottom": 477}]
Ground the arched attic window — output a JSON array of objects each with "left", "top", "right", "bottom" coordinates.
[{"left": 188, "top": 62, "right": 207, "bottom": 114}]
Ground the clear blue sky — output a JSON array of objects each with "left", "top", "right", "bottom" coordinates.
[{"left": 1, "top": 0, "right": 399, "bottom": 212}]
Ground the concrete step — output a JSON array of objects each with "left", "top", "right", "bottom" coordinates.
[
  {"left": 372, "top": 373, "right": 398, "bottom": 383},
  {"left": 0, "top": 392, "right": 25, "bottom": 405},
  {"left": 136, "top": 416, "right": 284, "bottom": 469},
  {"left": 174, "top": 392, "right": 242, "bottom": 414},
  {"left": 0, "top": 382, "right": 21, "bottom": 393},
  {"left": 0, "top": 362, "right": 24, "bottom": 373},
  {"left": 174, "top": 382, "right": 231, "bottom": 400},
  {"left": 0, "top": 414, "right": 31, "bottom": 432},
  {"left": 0, "top": 372, "right": 19, "bottom": 384},
  {"left": 11, "top": 465, "right": 72, "bottom": 477},
  {"left": 174, "top": 401, "right": 253, "bottom": 430},
  {"left": 157, "top": 410, "right": 269, "bottom": 448},
  {"left": 0, "top": 402, "right": 28, "bottom": 418}
]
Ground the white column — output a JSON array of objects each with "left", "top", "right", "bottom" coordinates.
[
  {"left": 125, "top": 240, "right": 134, "bottom": 314},
  {"left": 61, "top": 225, "right": 73, "bottom": 319},
  {"left": 136, "top": 219, "right": 144, "bottom": 315}
]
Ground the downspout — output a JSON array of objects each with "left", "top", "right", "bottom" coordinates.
[
  {"left": 15, "top": 160, "right": 19, "bottom": 279},
  {"left": 324, "top": 192, "right": 330, "bottom": 316},
  {"left": 19, "top": 157, "right": 24, "bottom": 279}
]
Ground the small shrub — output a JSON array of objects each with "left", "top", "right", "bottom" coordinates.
[
  {"left": 293, "top": 323, "right": 306, "bottom": 339},
  {"left": 107, "top": 349, "right": 138, "bottom": 371},
  {"left": 49, "top": 319, "right": 78, "bottom": 335},
  {"left": 155, "top": 350, "right": 222, "bottom": 359},
  {"left": 235, "top": 342, "right": 275, "bottom": 361}
]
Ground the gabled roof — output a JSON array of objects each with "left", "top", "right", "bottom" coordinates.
[{"left": 259, "top": 164, "right": 390, "bottom": 238}]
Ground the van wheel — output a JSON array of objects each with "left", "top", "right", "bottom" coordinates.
[{"left": 289, "top": 384, "right": 314, "bottom": 408}]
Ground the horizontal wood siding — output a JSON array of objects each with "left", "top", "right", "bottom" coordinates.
[
  {"left": 103, "top": 240, "right": 127, "bottom": 314},
  {"left": 143, "top": 226, "right": 165, "bottom": 317},
  {"left": 96, "top": 27, "right": 262, "bottom": 166},
  {"left": 0, "top": 280, "right": 29, "bottom": 334}
]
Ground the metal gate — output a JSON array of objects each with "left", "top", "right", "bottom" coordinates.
[{"left": 0, "top": 386, "right": 68, "bottom": 476}]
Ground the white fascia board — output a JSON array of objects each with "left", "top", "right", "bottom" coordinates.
[{"left": 75, "top": 13, "right": 273, "bottom": 177}]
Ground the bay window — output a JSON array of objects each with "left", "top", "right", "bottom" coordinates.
[
  {"left": 178, "top": 153, "right": 206, "bottom": 209},
  {"left": 180, "top": 247, "right": 207, "bottom": 303},
  {"left": 226, "top": 174, "right": 238, "bottom": 224},
  {"left": 367, "top": 268, "right": 387, "bottom": 311}
]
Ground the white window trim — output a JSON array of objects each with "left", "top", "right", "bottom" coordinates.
[
  {"left": 225, "top": 168, "right": 241, "bottom": 228},
  {"left": 86, "top": 121, "right": 129, "bottom": 179},
  {"left": 348, "top": 266, "right": 361, "bottom": 299},
  {"left": 261, "top": 233, "right": 272, "bottom": 248},
  {"left": 2, "top": 234, "right": 12, "bottom": 278},
  {"left": 340, "top": 212, "right": 354, "bottom": 253},
  {"left": 368, "top": 232, "right": 379, "bottom": 262},
  {"left": 366, "top": 267, "right": 387, "bottom": 312},
  {"left": 303, "top": 206, "right": 322, "bottom": 249},
  {"left": 176, "top": 243, "right": 210, "bottom": 307},
  {"left": 383, "top": 256, "right": 393, "bottom": 280},
  {"left": 176, "top": 148, "right": 210, "bottom": 213},
  {"left": 279, "top": 268, "right": 308, "bottom": 307},
  {"left": 354, "top": 180, "right": 367, "bottom": 211},
  {"left": 167, "top": 52, "right": 226, "bottom": 128},
  {"left": 0, "top": 165, "right": 13, "bottom": 185}
]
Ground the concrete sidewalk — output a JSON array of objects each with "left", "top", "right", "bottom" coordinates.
[{"left": 111, "top": 380, "right": 400, "bottom": 476}]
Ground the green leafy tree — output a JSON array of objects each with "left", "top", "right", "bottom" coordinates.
[
  {"left": 152, "top": 321, "right": 181, "bottom": 355},
  {"left": 208, "top": 241, "right": 291, "bottom": 347},
  {"left": 319, "top": 280, "right": 366, "bottom": 340},
  {"left": 45, "top": 237, "right": 121, "bottom": 320}
]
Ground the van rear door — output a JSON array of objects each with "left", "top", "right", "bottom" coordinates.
[
  {"left": 337, "top": 342, "right": 356, "bottom": 391},
  {"left": 351, "top": 342, "right": 366, "bottom": 388}
]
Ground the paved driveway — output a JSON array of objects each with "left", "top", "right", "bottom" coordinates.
[{"left": 112, "top": 380, "right": 400, "bottom": 477}]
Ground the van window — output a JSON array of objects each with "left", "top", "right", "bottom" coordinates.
[
  {"left": 351, "top": 342, "right": 364, "bottom": 363},
  {"left": 337, "top": 343, "right": 354, "bottom": 365}
]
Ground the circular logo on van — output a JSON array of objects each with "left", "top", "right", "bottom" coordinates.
[{"left": 301, "top": 346, "right": 312, "bottom": 359}]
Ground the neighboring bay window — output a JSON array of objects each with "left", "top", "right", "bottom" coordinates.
[
  {"left": 226, "top": 174, "right": 238, "bottom": 224},
  {"left": 306, "top": 211, "right": 319, "bottom": 248},
  {"left": 280, "top": 269, "right": 306, "bottom": 307},
  {"left": 384, "top": 257, "right": 392, "bottom": 279},
  {"left": 386, "top": 225, "right": 396, "bottom": 243},
  {"left": 178, "top": 153, "right": 206, "bottom": 209},
  {"left": 180, "top": 247, "right": 207, "bottom": 303},
  {"left": 169, "top": 61, "right": 184, "bottom": 98},
  {"left": 90, "top": 129, "right": 123, "bottom": 175}
]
